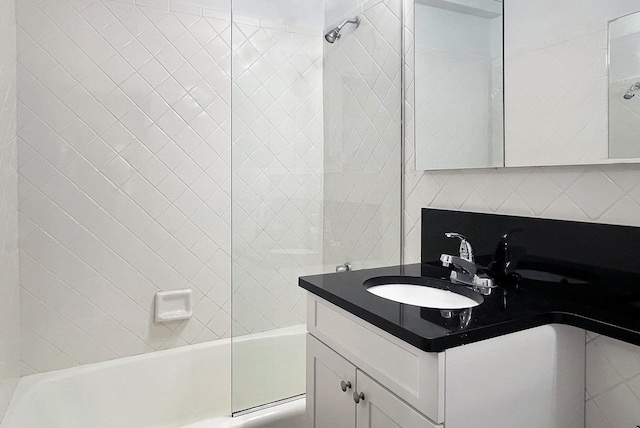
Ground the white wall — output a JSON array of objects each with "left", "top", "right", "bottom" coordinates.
[
  {"left": 404, "top": 0, "right": 640, "bottom": 424},
  {"left": 325, "top": 0, "right": 373, "bottom": 28},
  {"left": 16, "top": 0, "right": 234, "bottom": 374},
  {"left": 323, "top": 0, "right": 402, "bottom": 271},
  {"left": 0, "top": 0, "right": 20, "bottom": 418},
  {"left": 185, "top": 0, "right": 324, "bottom": 31},
  {"left": 15, "top": 0, "right": 323, "bottom": 374}
]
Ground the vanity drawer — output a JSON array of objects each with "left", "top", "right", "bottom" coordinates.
[{"left": 307, "top": 295, "right": 445, "bottom": 424}]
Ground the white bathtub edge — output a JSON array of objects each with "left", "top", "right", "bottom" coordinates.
[{"left": 182, "top": 397, "right": 306, "bottom": 428}]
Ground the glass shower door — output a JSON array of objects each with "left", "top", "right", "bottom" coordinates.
[
  {"left": 230, "top": 0, "right": 403, "bottom": 414},
  {"left": 230, "top": 0, "right": 325, "bottom": 413},
  {"left": 322, "top": 0, "right": 403, "bottom": 272}
]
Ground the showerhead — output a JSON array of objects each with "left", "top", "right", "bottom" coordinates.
[
  {"left": 623, "top": 82, "right": 640, "bottom": 100},
  {"left": 325, "top": 28, "right": 340, "bottom": 43},
  {"left": 324, "top": 16, "right": 361, "bottom": 44}
]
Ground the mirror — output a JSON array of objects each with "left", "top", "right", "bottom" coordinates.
[
  {"left": 505, "top": 0, "right": 640, "bottom": 167},
  {"left": 414, "top": 0, "right": 503, "bottom": 170},
  {"left": 609, "top": 10, "right": 640, "bottom": 159},
  {"left": 414, "top": 0, "right": 640, "bottom": 170}
]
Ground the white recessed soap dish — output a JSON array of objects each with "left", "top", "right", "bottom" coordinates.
[{"left": 155, "top": 289, "right": 193, "bottom": 322}]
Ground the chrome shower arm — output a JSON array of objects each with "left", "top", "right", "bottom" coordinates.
[
  {"left": 324, "top": 16, "right": 361, "bottom": 43},
  {"left": 336, "top": 16, "right": 361, "bottom": 31}
]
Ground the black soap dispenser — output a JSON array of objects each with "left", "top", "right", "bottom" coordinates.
[{"left": 491, "top": 229, "right": 522, "bottom": 285}]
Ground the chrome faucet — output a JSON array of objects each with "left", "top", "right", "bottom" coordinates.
[{"left": 440, "top": 232, "right": 495, "bottom": 295}]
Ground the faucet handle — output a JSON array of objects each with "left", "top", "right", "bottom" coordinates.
[
  {"left": 444, "top": 232, "right": 474, "bottom": 262},
  {"left": 473, "top": 275, "right": 495, "bottom": 295},
  {"left": 440, "top": 254, "right": 453, "bottom": 267}
]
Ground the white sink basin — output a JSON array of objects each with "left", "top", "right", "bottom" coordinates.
[{"left": 364, "top": 277, "right": 483, "bottom": 309}]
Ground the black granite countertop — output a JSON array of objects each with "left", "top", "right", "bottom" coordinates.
[{"left": 299, "top": 263, "right": 640, "bottom": 352}]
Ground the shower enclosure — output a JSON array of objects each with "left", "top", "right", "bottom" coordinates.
[
  {"left": 230, "top": 0, "right": 326, "bottom": 412},
  {"left": 5, "top": 0, "right": 402, "bottom": 421},
  {"left": 231, "top": 0, "right": 403, "bottom": 413}
]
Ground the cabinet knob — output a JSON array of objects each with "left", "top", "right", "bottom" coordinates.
[
  {"left": 340, "top": 380, "right": 352, "bottom": 392},
  {"left": 353, "top": 391, "right": 365, "bottom": 403}
]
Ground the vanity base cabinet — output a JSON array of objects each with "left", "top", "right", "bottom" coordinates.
[
  {"left": 307, "top": 334, "right": 441, "bottom": 428},
  {"left": 355, "top": 370, "right": 439, "bottom": 428},
  {"left": 306, "top": 334, "right": 356, "bottom": 428},
  {"left": 307, "top": 295, "right": 586, "bottom": 428},
  {"left": 307, "top": 296, "right": 445, "bottom": 423}
]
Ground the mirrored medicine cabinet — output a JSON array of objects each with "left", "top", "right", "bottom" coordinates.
[{"left": 414, "top": 0, "right": 640, "bottom": 170}]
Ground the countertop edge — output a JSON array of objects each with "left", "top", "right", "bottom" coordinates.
[{"left": 300, "top": 277, "right": 640, "bottom": 352}]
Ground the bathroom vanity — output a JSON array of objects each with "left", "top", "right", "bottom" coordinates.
[
  {"left": 301, "top": 209, "right": 640, "bottom": 428},
  {"left": 303, "top": 266, "right": 585, "bottom": 428},
  {"left": 306, "top": 291, "right": 584, "bottom": 428}
]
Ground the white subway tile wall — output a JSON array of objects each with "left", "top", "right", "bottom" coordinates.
[
  {"left": 231, "top": 20, "right": 323, "bottom": 335},
  {"left": 323, "top": 0, "right": 402, "bottom": 271},
  {"left": 404, "top": 0, "right": 640, "bottom": 424},
  {"left": 0, "top": 0, "right": 20, "bottom": 418},
  {"left": 17, "top": 0, "right": 233, "bottom": 374}
]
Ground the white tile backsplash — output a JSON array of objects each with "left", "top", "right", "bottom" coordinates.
[{"left": 0, "top": 0, "right": 20, "bottom": 418}]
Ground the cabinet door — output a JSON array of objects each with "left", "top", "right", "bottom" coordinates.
[
  {"left": 355, "top": 371, "right": 441, "bottom": 428},
  {"left": 307, "top": 334, "right": 357, "bottom": 428}
]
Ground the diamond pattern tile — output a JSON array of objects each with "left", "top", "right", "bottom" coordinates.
[
  {"left": 586, "top": 335, "right": 640, "bottom": 427},
  {"left": 17, "top": 0, "right": 236, "bottom": 373},
  {"left": 323, "top": 0, "right": 402, "bottom": 272},
  {"left": 18, "top": 0, "right": 328, "bottom": 373},
  {"left": 404, "top": 0, "right": 640, "bottom": 424},
  {"left": 0, "top": 0, "right": 20, "bottom": 417},
  {"left": 232, "top": 20, "right": 323, "bottom": 334}
]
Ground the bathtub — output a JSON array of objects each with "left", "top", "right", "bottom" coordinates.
[{"left": 2, "top": 325, "right": 306, "bottom": 428}]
